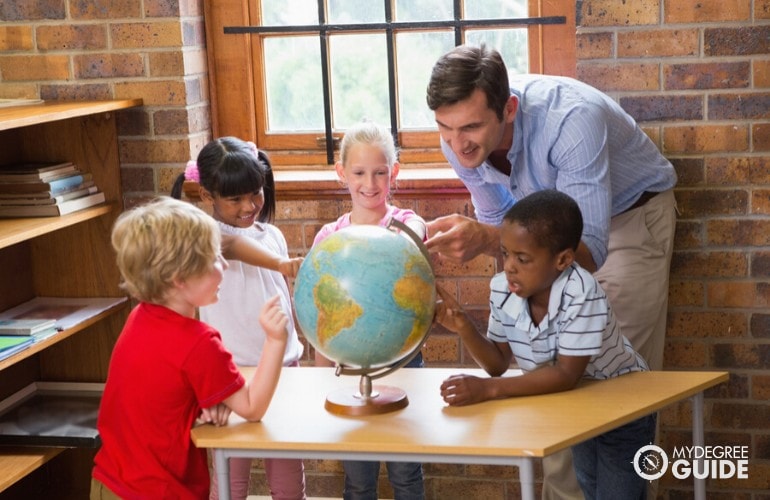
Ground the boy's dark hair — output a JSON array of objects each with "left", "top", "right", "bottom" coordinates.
[
  {"left": 503, "top": 190, "right": 583, "bottom": 254},
  {"left": 171, "top": 137, "right": 276, "bottom": 223},
  {"left": 426, "top": 43, "right": 510, "bottom": 121}
]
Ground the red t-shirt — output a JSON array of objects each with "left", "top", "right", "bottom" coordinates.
[{"left": 93, "top": 302, "right": 245, "bottom": 499}]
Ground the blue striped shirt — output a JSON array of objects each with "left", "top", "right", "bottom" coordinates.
[
  {"left": 441, "top": 74, "right": 677, "bottom": 267},
  {"left": 487, "top": 264, "right": 648, "bottom": 379}
]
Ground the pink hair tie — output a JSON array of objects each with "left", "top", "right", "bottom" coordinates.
[
  {"left": 246, "top": 141, "right": 259, "bottom": 159},
  {"left": 184, "top": 160, "right": 200, "bottom": 182}
]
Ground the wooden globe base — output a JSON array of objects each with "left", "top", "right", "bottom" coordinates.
[{"left": 325, "top": 385, "right": 409, "bottom": 416}]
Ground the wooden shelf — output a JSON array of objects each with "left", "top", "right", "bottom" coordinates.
[
  {"left": 0, "top": 447, "right": 65, "bottom": 491},
  {"left": 0, "top": 99, "right": 142, "bottom": 497}
]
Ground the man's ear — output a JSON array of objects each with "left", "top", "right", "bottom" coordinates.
[
  {"left": 555, "top": 248, "right": 575, "bottom": 271},
  {"left": 504, "top": 95, "right": 518, "bottom": 125}
]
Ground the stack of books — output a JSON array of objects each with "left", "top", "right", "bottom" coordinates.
[{"left": 0, "top": 161, "right": 105, "bottom": 217}]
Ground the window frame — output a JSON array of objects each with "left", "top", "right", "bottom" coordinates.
[{"left": 203, "top": 0, "right": 576, "bottom": 170}]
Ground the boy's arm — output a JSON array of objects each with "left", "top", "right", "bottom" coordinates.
[
  {"left": 221, "top": 233, "right": 303, "bottom": 278},
  {"left": 441, "top": 354, "right": 590, "bottom": 406},
  {"left": 434, "top": 285, "right": 511, "bottom": 375},
  {"left": 222, "top": 295, "right": 288, "bottom": 421}
]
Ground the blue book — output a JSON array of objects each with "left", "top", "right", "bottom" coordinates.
[{"left": 0, "top": 172, "right": 91, "bottom": 195}]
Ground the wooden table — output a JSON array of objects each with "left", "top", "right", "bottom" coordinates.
[{"left": 191, "top": 367, "right": 728, "bottom": 500}]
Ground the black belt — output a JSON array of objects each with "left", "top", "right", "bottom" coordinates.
[{"left": 623, "top": 191, "right": 659, "bottom": 213}]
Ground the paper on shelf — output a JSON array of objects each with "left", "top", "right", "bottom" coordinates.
[{"left": 0, "top": 296, "right": 127, "bottom": 331}]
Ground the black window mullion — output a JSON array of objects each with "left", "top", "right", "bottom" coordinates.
[
  {"left": 454, "top": 0, "right": 463, "bottom": 45},
  {"left": 317, "top": 0, "right": 335, "bottom": 164},
  {"left": 384, "top": 0, "right": 399, "bottom": 148}
]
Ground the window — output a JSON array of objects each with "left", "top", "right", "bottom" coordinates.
[{"left": 205, "top": 0, "right": 575, "bottom": 169}]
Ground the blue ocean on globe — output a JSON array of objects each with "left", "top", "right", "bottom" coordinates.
[{"left": 293, "top": 225, "right": 436, "bottom": 369}]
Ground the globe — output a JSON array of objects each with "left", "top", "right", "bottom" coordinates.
[{"left": 293, "top": 224, "right": 436, "bottom": 371}]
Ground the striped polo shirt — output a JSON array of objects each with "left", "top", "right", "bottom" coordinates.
[{"left": 487, "top": 263, "right": 648, "bottom": 379}]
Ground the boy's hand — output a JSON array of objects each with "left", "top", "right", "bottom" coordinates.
[
  {"left": 434, "top": 284, "right": 471, "bottom": 333},
  {"left": 278, "top": 257, "right": 304, "bottom": 278},
  {"left": 440, "top": 374, "right": 490, "bottom": 406},
  {"left": 200, "top": 403, "right": 232, "bottom": 426},
  {"left": 259, "top": 294, "right": 289, "bottom": 342}
]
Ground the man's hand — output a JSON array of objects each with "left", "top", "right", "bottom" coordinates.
[{"left": 425, "top": 214, "right": 500, "bottom": 263}]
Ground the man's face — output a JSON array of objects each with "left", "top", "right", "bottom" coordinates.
[{"left": 434, "top": 88, "right": 516, "bottom": 169}]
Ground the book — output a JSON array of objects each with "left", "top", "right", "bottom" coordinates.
[
  {"left": 0, "top": 185, "right": 98, "bottom": 206},
  {"left": 0, "top": 162, "right": 78, "bottom": 182},
  {"left": 0, "top": 191, "right": 105, "bottom": 217},
  {"left": 0, "top": 318, "right": 57, "bottom": 336},
  {"left": 0, "top": 180, "right": 96, "bottom": 200},
  {"left": 0, "top": 336, "right": 34, "bottom": 361},
  {"left": 0, "top": 172, "right": 92, "bottom": 195},
  {"left": 0, "top": 296, "right": 128, "bottom": 332}
]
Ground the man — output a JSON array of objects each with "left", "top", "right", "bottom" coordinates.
[{"left": 424, "top": 44, "right": 677, "bottom": 500}]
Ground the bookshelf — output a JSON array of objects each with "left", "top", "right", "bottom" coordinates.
[{"left": 0, "top": 99, "right": 142, "bottom": 498}]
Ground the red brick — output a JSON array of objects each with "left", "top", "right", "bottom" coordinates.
[
  {"left": 73, "top": 53, "right": 145, "bottom": 79},
  {"left": 40, "top": 83, "right": 111, "bottom": 100},
  {"left": 0, "top": 26, "right": 33, "bottom": 51},
  {"left": 755, "top": 59, "right": 770, "bottom": 87},
  {"left": 579, "top": 0, "right": 660, "bottom": 26},
  {"left": 148, "top": 51, "right": 184, "bottom": 77},
  {"left": 664, "top": 62, "right": 750, "bottom": 90},
  {"left": 617, "top": 29, "right": 699, "bottom": 58},
  {"left": 36, "top": 25, "right": 107, "bottom": 51},
  {"left": 758, "top": 0, "right": 770, "bottom": 19},
  {"left": 708, "top": 282, "right": 769, "bottom": 308},
  {"left": 663, "top": 339, "right": 708, "bottom": 368},
  {"left": 620, "top": 95, "right": 702, "bottom": 122},
  {"left": 576, "top": 32, "right": 613, "bottom": 59},
  {"left": 753, "top": 374, "right": 770, "bottom": 400},
  {"left": 663, "top": 125, "right": 749, "bottom": 154},
  {"left": 707, "top": 220, "right": 770, "bottom": 246},
  {"left": 670, "top": 158, "right": 705, "bottom": 186},
  {"left": 114, "top": 80, "right": 188, "bottom": 106},
  {"left": 144, "top": 0, "right": 179, "bottom": 17},
  {"left": 705, "top": 26, "right": 770, "bottom": 56},
  {"left": 668, "top": 280, "right": 704, "bottom": 307},
  {"left": 665, "top": 0, "right": 750, "bottom": 23},
  {"left": 671, "top": 251, "right": 748, "bottom": 278},
  {"left": 667, "top": 311, "right": 747, "bottom": 338},
  {"left": 751, "top": 251, "right": 770, "bottom": 277},
  {"left": 674, "top": 189, "right": 748, "bottom": 218},
  {"left": 753, "top": 189, "right": 770, "bottom": 214},
  {"left": 111, "top": 22, "right": 183, "bottom": 49},
  {"left": 754, "top": 123, "right": 770, "bottom": 151},
  {"left": 0, "top": 1, "right": 65, "bottom": 21},
  {"left": 713, "top": 345, "right": 770, "bottom": 371},
  {"left": 120, "top": 138, "right": 193, "bottom": 164},
  {"left": 673, "top": 220, "right": 702, "bottom": 249},
  {"left": 119, "top": 166, "right": 155, "bottom": 192},
  {"left": 709, "top": 93, "right": 770, "bottom": 120},
  {"left": 751, "top": 314, "right": 770, "bottom": 338},
  {"left": 705, "top": 157, "right": 752, "bottom": 185},
  {"left": 576, "top": 63, "right": 659, "bottom": 91},
  {"left": 70, "top": 0, "right": 141, "bottom": 19},
  {"left": 0, "top": 54, "right": 69, "bottom": 81},
  {"left": 116, "top": 108, "right": 151, "bottom": 137}
]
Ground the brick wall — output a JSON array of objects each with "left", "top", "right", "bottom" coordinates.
[{"left": 1, "top": 0, "right": 768, "bottom": 498}]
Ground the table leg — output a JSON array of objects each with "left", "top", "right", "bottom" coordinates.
[
  {"left": 520, "top": 457, "right": 536, "bottom": 500},
  {"left": 691, "top": 392, "right": 705, "bottom": 500},
  {"left": 214, "top": 450, "right": 231, "bottom": 500}
]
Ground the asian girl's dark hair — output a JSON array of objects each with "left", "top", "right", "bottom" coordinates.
[{"left": 171, "top": 137, "right": 276, "bottom": 223}]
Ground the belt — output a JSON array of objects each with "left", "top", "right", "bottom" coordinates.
[{"left": 623, "top": 191, "right": 659, "bottom": 214}]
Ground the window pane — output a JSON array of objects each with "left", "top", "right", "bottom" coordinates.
[
  {"left": 261, "top": 0, "right": 318, "bottom": 25},
  {"left": 464, "top": 0, "right": 528, "bottom": 19},
  {"left": 328, "top": 0, "right": 384, "bottom": 24},
  {"left": 329, "top": 34, "right": 390, "bottom": 129},
  {"left": 263, "top": 36, "right": 325, "bottom": 131},
  {"left": 396, "top": 31, "right": 454, "bottom": 129},
  {"left": 394, "top": 0, "right": 454, "bottom": 22},
  {"left": 466, "top": 28, "right": 529, "bottom": 74}
]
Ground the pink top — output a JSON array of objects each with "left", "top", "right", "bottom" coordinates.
[{"left": 313, "top": 205, "right": 424, "bottom": 246}]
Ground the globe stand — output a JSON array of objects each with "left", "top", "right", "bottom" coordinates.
[{"left": 319, "top": 218, "right": 434, "bottom": 417}]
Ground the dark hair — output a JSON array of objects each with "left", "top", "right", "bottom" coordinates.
[
  {"left": 171, "top": 137, "right": 276, "bottom": 223},
  {"left": 426, "top": 44, "right": 510, "bottom": 120},
  {"left": 502, "top": 190, "right": 583, "bottom": 254}
]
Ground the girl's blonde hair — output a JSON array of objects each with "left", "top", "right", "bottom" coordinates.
[
  {"left": 339, "top": 121, "right": 398, "bottom": 169},
  {"left": 111, "top": 196, "right": 221, "bottom": 303}
]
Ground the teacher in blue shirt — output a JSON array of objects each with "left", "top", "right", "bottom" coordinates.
[{"left": 425, "top": 44, "right": 677, "bottom": 500}]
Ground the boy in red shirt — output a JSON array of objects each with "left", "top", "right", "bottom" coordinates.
[{"left": 91, "top": 197, "right": 288, "bottom": 499}]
